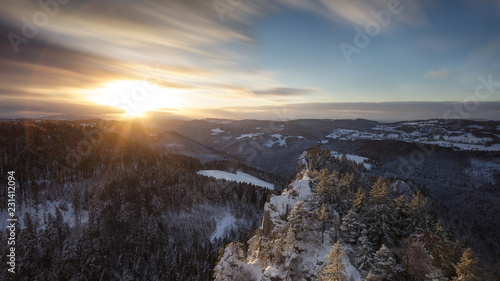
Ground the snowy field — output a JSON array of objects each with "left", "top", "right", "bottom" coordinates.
[
  {"left": 325, "top": 122, "right": 500, "bottom": 151},
  {"left": 331, "top": 151, "right": 372, "bottom": 169},
  {"left": 197, "top": 170, "right": 274, "bottom": 190}
]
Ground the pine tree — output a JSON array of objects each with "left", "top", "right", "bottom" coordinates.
[
  {"left": 316, "top": 204, "right": 329, "bottom": 244},
  {"left": 335, "top": 172, "right": 356, "bottom": 215},
  {"left": 340, "top": 209, "right": 361, "bottom": 245},
  {"left": 366, "top": 179, "right": 395, "bottom": 247},
  {"left": 369, "top": 244, "right": 398, "bottom": 280},
  {"left": 369, "top": 177, "right": 389, "bottom": 200},
  {"left": 319, "top": 241, "right": 346, "bottom": 281},
  {"left": 430, "top": 221, "right": 461, "bottom": 277},
  {"left": 393, "top": 195, "right": 412, "bottom": 241},
  {"left": 314, "top": 169, "right": 338, "bottom": 205},
  {"left": 409, "top": 191, "right": 428, "bottom": 232},
  {"left": 353, "top": 188, "right": 366, "bottom": 212},
  {"left": 355, "top": 230, "right": 372, "bottom": 274},
  {"left": 19, "top": 213, "right": 38, "bottom": 279},
  {"left": 452, "top": 248, "right": 481, "bottom": 281}
]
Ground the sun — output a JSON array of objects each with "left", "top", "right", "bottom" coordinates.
[{"left": 91, "top": 80, "right": 165, "bottom": 117}]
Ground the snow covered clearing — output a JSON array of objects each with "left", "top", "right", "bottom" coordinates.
[
  {"left": 331, "top": 151, "right": 372, "bottom": 169},
  {"left": 236, "top": 133, "right": 263, "bottom": 140},
  {"left": 324, "top": 123, "right": 500, "bottom": 151},
  {"left": 197, "top": 170, "right": 274, "bottom": 190},
  {"left": 211, "top": 128, "right": 225, "bottom": 135}
]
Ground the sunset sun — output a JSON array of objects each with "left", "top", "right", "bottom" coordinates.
[{"left": 90, "top": 80, "right": 180, "bottom": 117}]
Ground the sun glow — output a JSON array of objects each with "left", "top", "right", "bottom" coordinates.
[{"left": 90, "top": 80, "right": 184, "bottom": 117}]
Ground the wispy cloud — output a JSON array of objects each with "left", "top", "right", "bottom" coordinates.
[
  {"left": 0, "top": 0, "right": 499, "bottom": 119},
  {"left": 279, "top": 0, "right": 429, "bottom": 30},
  {"left": 423, "top": 68, "right": 451, "bottom": 79},
  {"left": 196, "top": 101, "right": 500, "bottom": 121},
  {"left": 252, "top": 87, "right": 319, "bottom": 97}
]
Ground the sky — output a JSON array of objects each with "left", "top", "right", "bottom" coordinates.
[{"left": 0, "top": 0, "right": 499, "bottom": 121}]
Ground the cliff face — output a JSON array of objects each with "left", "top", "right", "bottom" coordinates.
[{"left": 214, "top": 152, "right": 361, "bottom": 281}]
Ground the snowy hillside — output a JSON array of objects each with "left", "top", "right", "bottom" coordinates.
[
  {"left": 197, "top": 170, "right": 274, "bottom": 190},
  {"left": 325, "top": 120, "right": 500, "bottom": 151},
  {"left": 213, "top": 147, "right": 477, "bottom": 280},
  {"left": 214, "top": 152, "right": 362, "bottom": 281}
]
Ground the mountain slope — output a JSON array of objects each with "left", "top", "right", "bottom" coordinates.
[{"left": 214, "top": 147, "right": 495, "bottom": 280}]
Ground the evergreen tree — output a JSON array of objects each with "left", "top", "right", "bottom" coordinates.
[
  {"left": 340, "top": 209, "right": 361, "bottom": 245},
  {"left": 430, "top": 221, "right": 461, "bottom": 277},
  {"left": 366, "top": 179, "right": 395, "bottom": 248},
  {"left": 19, "top": 213, "right": 38, "bottom": 279},
  {"left": 452, "top": 248, "right": 481, "bottom": 281},
  {"left": 314, "top": 169, "right": 338, "bottom": 205},
  {"left": 335, "top": 172, "right": 356, "bottom": 215},
  {"left": 409, "top": 191, "right": 428, "bottom": 232},
  {"left": 353, "top": 188, "right": 366, "bottom": 212},
  {"left": 393, "top": 195, "right": 412, "bottom": 241},
  {"left": 316, "top": 204, "right": 329, "bottom": 244},
  {"left": 319, "top": 242, "right": 346, "bottom": 281},
  {"left": 369, "top": 244, "right": 398, "bottom": 281},
  {"left": 355, "top": 230, "right": 372, "bottom": 274}
]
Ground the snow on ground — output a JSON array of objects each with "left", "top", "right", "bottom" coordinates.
[
  {"left": 442, "top": 133, "right": 492, "bottom": 144},
  {"left": 449, "top": 142, "right": 500, "bottom": 151},
  {"left": 210, "top": 213, "right": 236, "bottom": 242},
  {"left": 264, "top": 134, "right": 289, "bottom": 147},
  {"left": 211, "top": 128, "right": 225, "bottom": 135},
  {"left": 0, "top": 200, "right": 89, "bottom": 230},
  {"left": 324, "top": 125, "right": 499, "bottom": 151},
  {"left": 331, "top": 151, "right": 372, "bottom": 169},
  {"left": 483, "top": 143, "right": 500, "bottom": 151},
  {"left": 236, "top": 133, "right": 263, "bottom": 140},
  {"left": 385, "top": 133, "right": 400, "bottom": 139},
  {"left": 206, "top": 119, "right": 232, "bottom": 124},
  {"left": 260, "top": 154, "right": 361, "bottom": 281},
  {"left": 343, "top": 254, "right": 362, "bottom": 281},
  {"left": 468, "top": 125, "right": 484, "bottom": 130},
  {"left": 197, "top": 170, "right": 274, "bottom": 190}
]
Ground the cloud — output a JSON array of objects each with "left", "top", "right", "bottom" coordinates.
[
  {"left": 252, "top": 87, "right": 319, "bottom": 97},
  {"left": 275, "top": 0, "right": 429, "bottom": 31},
  {"left": 0, "top": 0, "right": 498, "bottom": 120},
  {"left": 423, "top": 68, "right": 450, "bottom": 79},
  {"left": 0, "top": 98, "right": 124, "bottom": 119},
  {"left": 196, "top": 101, "right": 500, "bottom": 121}
]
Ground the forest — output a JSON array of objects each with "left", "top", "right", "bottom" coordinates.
[
  {"left": 0, "top": 121, "right": 278, "bottom": 280},
  {"left": 214, "top": 147, "right": 498, "bottom": 280}
]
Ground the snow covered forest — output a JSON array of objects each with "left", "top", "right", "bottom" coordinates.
[
  {"left": 215, "top": 147, "right": 498, "bottom": 280},
  {"left": 0, "top": 120, "right": 498, "bottom": 280},
  {"left": 0, "top": 121, "right": 281, "bottom": 280}
]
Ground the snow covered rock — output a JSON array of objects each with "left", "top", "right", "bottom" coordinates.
[{"left": 214, "top": 151, "right": 361, "bottom": 281}]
